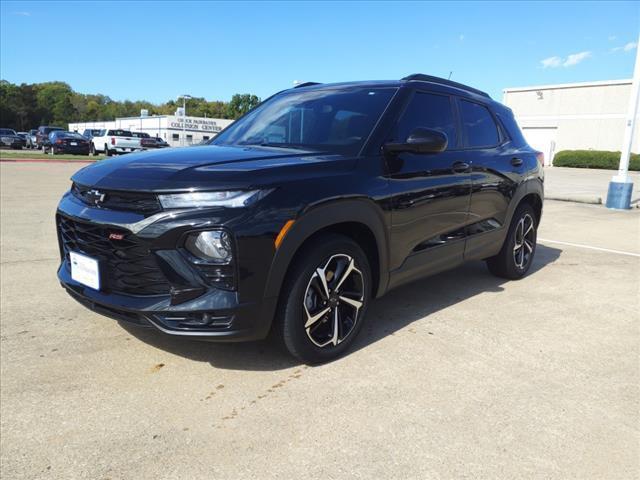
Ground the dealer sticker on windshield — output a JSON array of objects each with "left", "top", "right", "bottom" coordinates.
[{"left": 69, "top": 251, "right": 100, "bottom": 290}]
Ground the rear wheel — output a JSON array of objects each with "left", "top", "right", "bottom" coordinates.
[
  {"left": 104, "top": 144, "right": 111, "bottom": 157},
  {"left": 89, "top": 143, "right": 95, "bottom": 156},
  {"left": 275, "top": 234, "right": 372, "bottom": 364},
  {"left": 486, "top": 203, "right": 537, "bottom": 279}
]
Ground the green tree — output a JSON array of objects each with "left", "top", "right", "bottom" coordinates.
[
  {"left": 0, "top": 79, "right": 259, "bottom": 129},
  {"left": 226, "top": 94, "right": 261, "bottom": 119}
]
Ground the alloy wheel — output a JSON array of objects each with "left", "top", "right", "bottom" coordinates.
[
  {"left": 513, "top": 213, "right": 535, "bottom": 270},
  {"left": 303, "top": 254, "right": 365, "bottom": 348}
]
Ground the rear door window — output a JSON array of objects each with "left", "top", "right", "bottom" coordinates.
[
  {"left": 459, "top": 100, "right": 500, "bottom": 148},
  {"left": 392, "top": 92, "right": 457, "bottom": 149}
]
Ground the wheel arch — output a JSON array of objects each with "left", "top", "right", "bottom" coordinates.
[
  {"left": 264, "top": 198, "right": 390, "bottom": 302},
  {"left": 518, "top": 192, "right": 543, "bottom": 226},
  {"left": 504, "top": 177, "right": 544, "bottom": 229}
]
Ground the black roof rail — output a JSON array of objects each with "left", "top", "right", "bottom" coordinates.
[
  {"left": 401, "top": 74, "right": 491, "bottom": 98},
  {"left": 294, "top": 82, "right": 321, "bottom": 89}
]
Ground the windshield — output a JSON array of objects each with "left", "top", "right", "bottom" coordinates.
[
  {"left": 0, "top": 129, "right": 16, "bottom": 135},
  {"left": 213, "top": 87, "right": 397, "bottom": 155}
]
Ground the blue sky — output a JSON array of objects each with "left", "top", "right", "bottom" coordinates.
[{"left": 1, "top": 1, "right": 638, "bottom": 104}]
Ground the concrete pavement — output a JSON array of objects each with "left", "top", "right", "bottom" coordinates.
[
  {"left": 1, "top": 163, "right": 638, "bottom": 479},
  {"left": 544, "top": 166, "right": 640, "bottom": 204}
]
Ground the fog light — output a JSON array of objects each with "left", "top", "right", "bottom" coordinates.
[{"left": 186, "top": 230, "right": 233, "bottom": 263}]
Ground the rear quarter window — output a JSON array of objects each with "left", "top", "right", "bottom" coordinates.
[{"left": 459, "top": 100, "right": 500, "bottom": 148}]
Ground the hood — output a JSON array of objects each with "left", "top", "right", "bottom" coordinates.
[{"left": 72, "top": 145, "right": 357, "bottom": 192}]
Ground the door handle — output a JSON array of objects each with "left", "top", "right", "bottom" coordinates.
[
  {"left": 452, "top": 161, "right": 470, "bottom": 173},
  {"left": 511, "top": 157, "right": 523, "bottom": 167}
]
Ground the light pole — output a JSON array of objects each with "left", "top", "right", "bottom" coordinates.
[
  {"left": 606, "top": 34, "right": 640, "bottom": 209},
  {"left": 177, "top": 94, "right": 192, "bottom": 147}
]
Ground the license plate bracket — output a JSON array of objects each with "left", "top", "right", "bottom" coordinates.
[{"left": 69, "top": 251, "right": 101, "bottom": 290}]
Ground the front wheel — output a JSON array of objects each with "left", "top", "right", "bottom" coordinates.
[
  {"left": 275, "top": 234, "right": 372, "bottom": 364},
  {"left": 486, "top": 203, "right": 537, "bottom": 279}
]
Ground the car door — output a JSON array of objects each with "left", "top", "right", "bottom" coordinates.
[
  {"left": 454, "top": 98, "right": 517, "bottom": 261},
  {"left": 384, "top": 90, "right": 472, "bottom": 288}
]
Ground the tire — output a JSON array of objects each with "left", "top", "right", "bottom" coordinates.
[
  {"left": 105, "top": 144, "right": 111, "bottom": 157},
  {"left": 486, "top": 203, "right": 537, "bottom": 280},
  {"left": 89, "top": 143, "right": 95, "bottom": 156},
  {"left": 41, "top": 145, "right": 47, "bottom": 154},
  {"left": 50, "top": 147, "right": 55, "bottom": 156},
  {"left": 274, "top": 233, "right": 372, "bottom": 364}
]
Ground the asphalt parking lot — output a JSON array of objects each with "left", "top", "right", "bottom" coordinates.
[{"left": 1, "top": 163, "right": 638, "bottom": 479}]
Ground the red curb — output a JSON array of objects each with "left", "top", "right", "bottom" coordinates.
[{"left": 0, "top": 158, "right": 95, "bottom": 164}]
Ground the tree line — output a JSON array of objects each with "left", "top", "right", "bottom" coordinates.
[{"left": 0, "top": 79, "right": 261, "bottom": 131}]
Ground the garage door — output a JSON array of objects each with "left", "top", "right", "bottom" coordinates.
[{"left": 522, "top": 127, "right": 557, "bottom": 166}]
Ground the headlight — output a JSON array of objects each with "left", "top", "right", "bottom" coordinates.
[
  {"left": 185, "top": 230, "right": 233, "bottom": 263},
  {"left": 158, "top": 190, "right": 271, "bottom": 209}
]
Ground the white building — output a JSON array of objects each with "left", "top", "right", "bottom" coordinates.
[
  {"left": 503, "top": 79, "right": 639, "bottom": 165},
  {"left": 69, "top": 114, "right": 234, "bottom": 147}
]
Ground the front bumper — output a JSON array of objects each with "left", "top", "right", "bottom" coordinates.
[
  {"left": 56, "top": 190, "right": 280, "bottom": 341},
  {"left": 59, "top": 263, "right": 277, "bottom": 340}
]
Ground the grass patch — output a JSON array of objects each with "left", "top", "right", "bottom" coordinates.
[{"left": 0, "top": 149, "right": 103, "bottom": 161}]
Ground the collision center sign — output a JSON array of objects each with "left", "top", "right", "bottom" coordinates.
[{"left": 169, "top": 117, "right": 225, "bottom": 133}]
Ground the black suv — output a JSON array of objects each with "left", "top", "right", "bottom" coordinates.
[
  {"left": 36, "top": 126, "right": 64, "bottom": 149},
  {"left": 56, "top": 74, "right": 543, "bottom": 363}
]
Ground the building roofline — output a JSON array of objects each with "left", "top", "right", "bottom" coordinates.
[{"left": 503, "top": 78, "right": 632, "bottom": 93}]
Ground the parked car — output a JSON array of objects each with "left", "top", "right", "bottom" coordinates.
[
  {"left": 16, "top": 132, "right": 30, "bottom": 147},
  {"left": 136, "top": 133, "right": 170, "bottom": 149},
  {"left": 0, "top": 128, "right": 24, "bottom": 149},
  {"left": 152, "top": 137, "right": 170, "bottom": 148},
  {"left": 36, "top": 126, "right": 64, "bottom": 149},
  {"left": 89, "top": 129, "right": 142, "bottom": 156},
  {"left": 43, "top": 131, "right": 91, "bottom": 155},
  {"left": 56, "top": 74, "right": 544, "bottom": 364},
  {"left": 130, "top": 132, "right": 150, "bottom": 139},
  {"left": 131, "top": 131, "right": 155, "bottom": 149},
  {"left": 82, "top": 129, "right": 103, "bottom": 141},
  {"left": 26, "top": 129, "right": 38, "bottom": 148}
]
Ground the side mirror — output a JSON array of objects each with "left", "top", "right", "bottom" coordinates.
[{"left": 384, "top": 128, "right": 448, "bottom": 154}]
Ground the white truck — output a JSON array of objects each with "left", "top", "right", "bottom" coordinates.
[{"left": 89, "top": 129, "right": 143, "bottom": 156}]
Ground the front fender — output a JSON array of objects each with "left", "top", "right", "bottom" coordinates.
[{"left": 263, "top": 198, "right": 390, "bottom": 300}]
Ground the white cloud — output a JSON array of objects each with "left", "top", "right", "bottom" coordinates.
[
  {"left": 459, "top": 34, "right": 465, "bottom": 42},
  {"left": 610, "top": 41, "right": 637, "bottom": 53},
  {"left": 541, "top": 51, "right": 592, "bottom": 68},
  {"left": 563, "top": 51, "right": 592, "bottom": 67},
  {"left": 541, "top": 56, "right": 562, "bottom": 68},
  {"left": 13, "top": 11, "right": 31, "bottom": 16}
]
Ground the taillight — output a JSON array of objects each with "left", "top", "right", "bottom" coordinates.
[
  {"left": 56, "top": 139, "right": 63, "bottom": 144},
  {"left": 111, "top": 137, "right": 115, "bottom": 145},
  {"left": 536, "top": 151, "right": 544, "bottom": 167}
]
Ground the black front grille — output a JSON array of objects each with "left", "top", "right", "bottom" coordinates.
[
  {"left": 58, "top": 215, "right": 171, "bottom": 296},
  {"left": 72, "top": 183, "right": 161, "bottom": 214}
]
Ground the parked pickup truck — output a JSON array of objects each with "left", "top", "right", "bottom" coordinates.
[{"left": 89, "top": 129, "right": 142, "bottom": 156}]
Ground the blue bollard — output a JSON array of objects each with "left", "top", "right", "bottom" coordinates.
[{"left": 605, "top": 181, "right": 634, "bottom": 210}]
